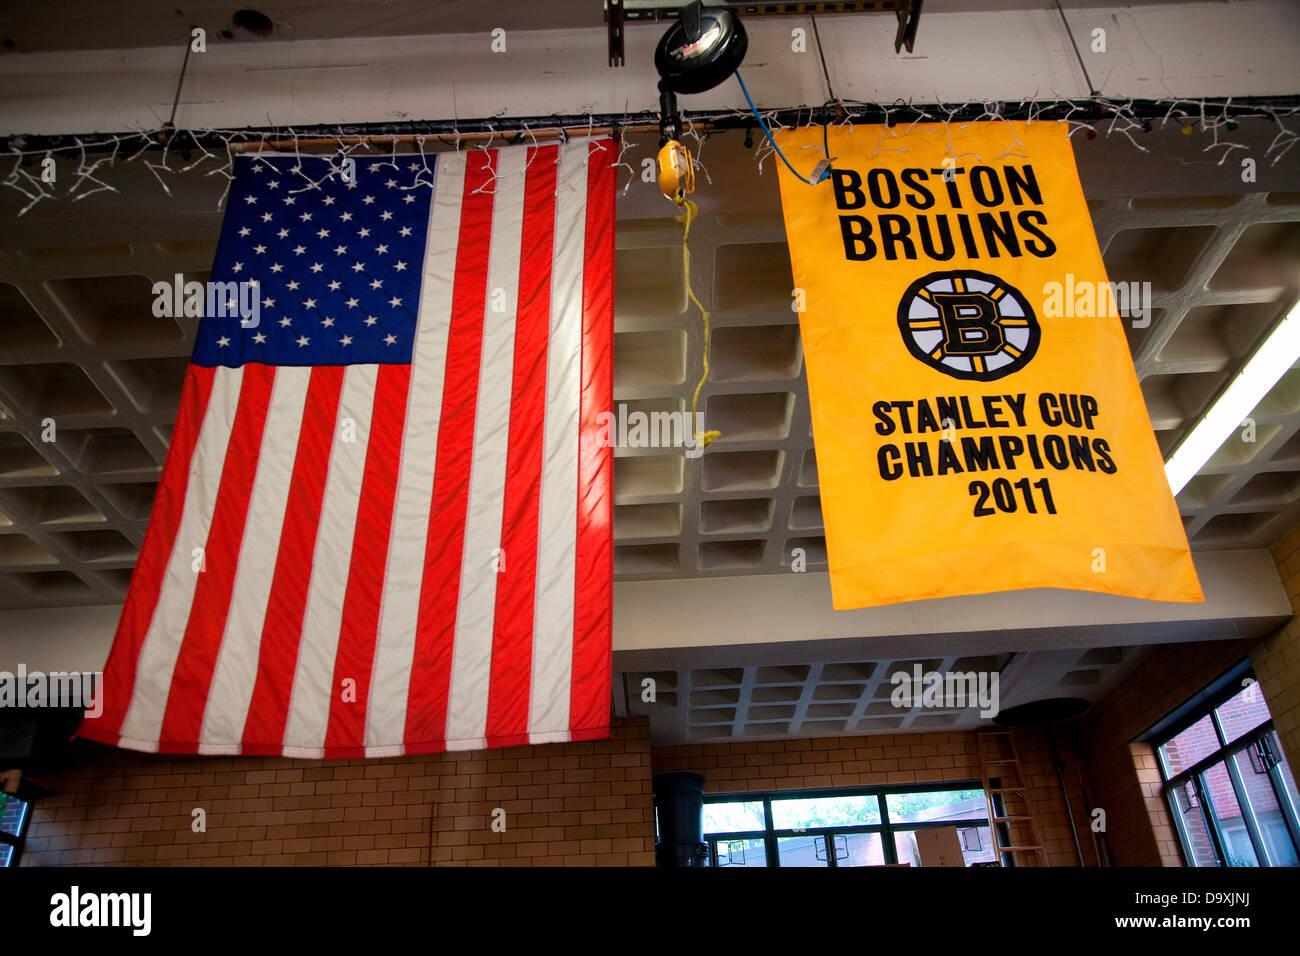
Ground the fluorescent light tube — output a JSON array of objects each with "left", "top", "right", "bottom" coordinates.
[{"left": 1165, "top": 299, "right": 1300, "bottom": 496}]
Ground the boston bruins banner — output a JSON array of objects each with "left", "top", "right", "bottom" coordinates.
[{"left": 774, "top": 121, "right": 1202, "bottom": 609}]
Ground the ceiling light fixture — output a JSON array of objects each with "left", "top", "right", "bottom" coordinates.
[
  {"left": 652, "top": 2, "right": 747, "bottom": 204},
  {"left": 1164, "top": 298, "right": 1300, "bottom": 496}
]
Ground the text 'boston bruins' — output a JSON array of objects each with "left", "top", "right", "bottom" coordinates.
[{"left": 832, "top": 164, "right": 1058, "bottom": 262}]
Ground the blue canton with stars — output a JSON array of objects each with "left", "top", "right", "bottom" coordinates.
[{"left": 192, "top": 154, "right": 434, "bottom": 368}]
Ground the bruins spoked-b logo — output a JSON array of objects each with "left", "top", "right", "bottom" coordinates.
[{"left": 897, "top": 270, "right": 1040, "bottom": 381}]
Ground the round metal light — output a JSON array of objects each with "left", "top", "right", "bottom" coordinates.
[{"left": 654, "top": 2, "right": 748, "bottom": 95}]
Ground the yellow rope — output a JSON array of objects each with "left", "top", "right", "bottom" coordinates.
[{"left": 678, "top": 199, "right": 721, "bottom": 452}]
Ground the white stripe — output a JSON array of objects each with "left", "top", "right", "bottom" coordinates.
[
  {"left": 196, "top": 367, "right": 312, "bottom": 752},
  {"left": 365, "top": 154, "right": 465, "bottom": 755},
  {"left": 282, "top": 363, "right": 378, "bottom": 752},
  {"left": 117, "top": 366, "right": 245, "bottom": 748},
  {"left": 529, "top": 140, "right": 589, "bottom": 739},
  {"left": 444, "top": 146, "right": 528, "bottom": 747}
]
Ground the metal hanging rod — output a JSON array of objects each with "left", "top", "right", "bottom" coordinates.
[{"left": 5, "top": 95, "right": 1298, "bottom": 158}]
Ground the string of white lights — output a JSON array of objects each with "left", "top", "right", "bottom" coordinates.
[{"left": 2, "top": 96, "right": 1296, "bottom": 217}]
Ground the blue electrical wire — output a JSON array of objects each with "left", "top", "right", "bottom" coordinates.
[{"left": 735, "top": 70, "right": 830, "bottom": 185}]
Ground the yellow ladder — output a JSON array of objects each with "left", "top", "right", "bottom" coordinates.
[{"left": 978, "top": 729, "right": 1049, "bottom": 867}]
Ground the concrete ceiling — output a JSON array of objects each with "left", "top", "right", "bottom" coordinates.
[{"left": 0, "top": 0, "right": 1190, "bottom": 54}]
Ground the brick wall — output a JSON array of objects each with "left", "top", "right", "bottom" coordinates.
[
  {"left": 1252, "top": 523, "right": 1300, "bottom": 771},
  {"left": 1076, "top": 521, "right": 1300, "bottom": 866},
  {"left": 651, "top": 728, "right": 1100, "bottom": 866},
  {"left": 21, "top": 717, "right": 654, "bottom": 867}
]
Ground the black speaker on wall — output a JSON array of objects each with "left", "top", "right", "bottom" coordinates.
[
  {"left": 0, "top": 707, "right": 85, "bottom": 776},
  {"left": 653, "top": 772, "right": 709, "bottom": 867}
]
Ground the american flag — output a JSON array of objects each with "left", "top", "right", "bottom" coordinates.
[{"left": 80, "top": 140, "right": 615, "bottom": 757}]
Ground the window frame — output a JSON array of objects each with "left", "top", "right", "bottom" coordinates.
[
  {"left": 0, "top": 782, "right": 36, "bottom": 868},
  {"left": 701, "top": 781, "right": 992, "bottom": 868},
  {"left": 1152, "top": 667, "right": 1300, "bottom": 868}
]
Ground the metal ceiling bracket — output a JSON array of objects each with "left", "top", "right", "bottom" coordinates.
[
  {"left": 606, "top": 0, "right": 626, "bottom": 67},
  {"left": 894, "top": 0, "right": 923, "bottom": 54}
]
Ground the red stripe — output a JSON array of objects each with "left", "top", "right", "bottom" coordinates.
[
  {"left": 484, "top": 144, "right": 559, "bottom": 746},
  {"left": 404, "top": 149, "right": 497, "bottom": 749},
  {"left": 78, "top": 364, "right": 216, "bottom": 746},
  {"left": 239, "top": 365, "right": 345, "bottom": 753},
  {"left": 157, "top": 364, "right": 276, "bottom": 752},
  {"left": 324, "top": 363, "right": 412, "bottom": 756},
  {"left": 569, "top": 140, "right": 615, "bottom": 740}
]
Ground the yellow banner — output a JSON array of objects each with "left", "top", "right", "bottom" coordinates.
[{"left": 774, "top": 121, "right": 1202, "bottom": 609}]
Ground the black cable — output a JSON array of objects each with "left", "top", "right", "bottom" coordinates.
[
  {"left": 167, "top": 28, "right": 196, "bottom": 130},
  {"left": 809, "top": 14, "right": 835, "bottom": 162},
  {"left": 1054, "top": 0, "right": 1097, "bottom": 96}
]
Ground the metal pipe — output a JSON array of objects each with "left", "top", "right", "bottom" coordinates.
[{"left": 1045, "top": 723, "right": 1086, "bottom": 867}]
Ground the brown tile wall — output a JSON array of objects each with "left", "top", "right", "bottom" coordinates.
[{"left": 21, "top": 717, "right": 654, "bottom": 867}]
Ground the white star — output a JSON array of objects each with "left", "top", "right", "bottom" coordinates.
[
  {"left": 345, "top": 180, "right": 358, "bottom": 189},
  {"left": 340, "top": 211, "right": 354, "bottom": 222},
  {"left": 303, "top": 297, "right": 317, "bottom": 309},
  {"left": 351, "top": 261, "right": 366, "bottom": 273},
  {"left": 262, "top": 297, "right": 276, "bottom": 308},
  {"left": 252, "top": 163, "right": 265, "bottom": 173},
  {"left": 393, "top": 261, "right": 407, "bottom": 271},
  {"left": 364, "top": 315, "right": 378, "bottom": 326},
  {"left": 269, "top": 263, "right": 284, "bottom": 273},
  {"left": 267, "top": 180, "right": 280, "bottom": 190},
  {"left": 358, "top": 227, "right": 371, "bottom": 238},
  {"left": 334, "top": 244, "right": 348, "bottom": 256},
  {"left": 283, "top": 195, "right": 295, "bottom": 205},
  {"left": 408, "top": 162, "right": 421, "bottom": 172},
  {"left": 345, "top": 297, "right": 360, "bottom": 309},
  {"left": 380, "top": 211, "right": 393, "bottom": 221},
  {"left": 388, "top": 296, "right": 402, "bottom": 307},
  {"left": 253, "top": 332, "right": 267, "bottom": 343},
  {"left": 321, "top": 316, "right": 335, "bottom": 327},
  {"left": 375, "top": 243, "right": 389, "bottom": 255},
  {"left": 297, "top": 335, "right": 310, "bottom": 347},
  {"left": 340, "top": 335, "right": 353, "bottom": 346},
  {"left": 300, "top": 212, "right": 313, "bottom": 222},
  {"left": 323, "top": 195, "right": 336, "bottom": 206},
  {"left": 261, "top": 212, "right": 273, "bottom": 222},
  {"left": 254, "top": 244, "right": 267, "bottom": 254},
  {"left": 277, "top": 228, "right": 289, "bottom": 239},
  {"left": 385, "top": 178, "right": 397, "bottom": 188},
  {"left": 370, "top": 279, "right": 384, "bottom": 289},
  {"left": 231, "top": 262, "right": 244, "bottom": 273},
  {"left": 399, "top": 226, "right": 412, "bottom": 237},
  {"left": 244, "top": 195, "right": 257, "bottom": 205},
  {"left": 216, "top": 335, "right": 231, "bottom": 347},
  {"left": 317, "top": 228, "right": 330, "bottom": 238},
  {"left": 384, "top": 334, "right": 397, "bottom": 345},
  {"left": 279, "top": 316, "right": 292, "bottom": 327},
  {"left": 286, "top": 280, "right": 300, "bottom": 291},
  {"left": 403, "top": 194, "right": 416, "bottom": 204},
  {"left": 362, "top": 195, "right": 376, "bottom": 205},
  {"left": 327, "top": 279, "right": 341, "bottom": 291},
  {"left": 310, "top": 262, "right": 324, "bottom": 273},
  {"left": 293, "top": 245, "right": 306, "bottom": 256},
  {"left": 238, "top": 226, "right": 251, "bottom": 237}
]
